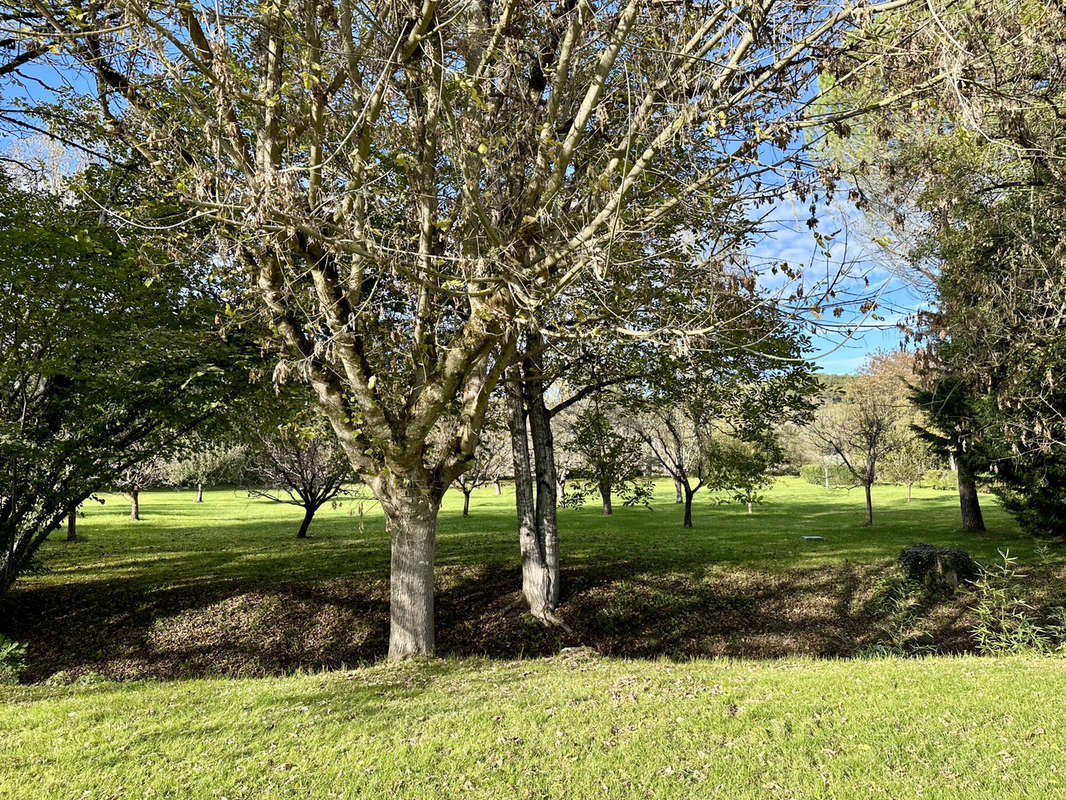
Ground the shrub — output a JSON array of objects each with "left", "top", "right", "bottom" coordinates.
[
  {"left": 919, "top": 469, "right": 957, "bottom": 491},
  {"left": 971, "top": 551, "right": 1066, "bottom": 655},
  {"left": 0, "top": 635, "right": 27, "bottom": 684},
  {"left": 799, "top": 463, "right": 855, "bottom": 488}
]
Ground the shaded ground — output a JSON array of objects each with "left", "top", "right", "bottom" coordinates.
[{"left": 8, "top": 557, "right": 1062, "bottom": 682}]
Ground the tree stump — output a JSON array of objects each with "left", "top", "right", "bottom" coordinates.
[{"left": 898, "top": 544, "right": 978, "bottom": 592}]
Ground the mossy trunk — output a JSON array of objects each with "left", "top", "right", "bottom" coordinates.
[{"left": 382, "top": 491, "right": 440, "bottom": 659}]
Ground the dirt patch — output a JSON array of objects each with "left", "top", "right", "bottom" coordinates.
[{"left": 2, "top": 560, "right": 1061, "bottom": 682}]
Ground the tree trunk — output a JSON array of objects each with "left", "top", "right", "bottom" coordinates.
[
  {"left": 296, "top": 506, "right": 315, "bottom": 538},
  {"left": 906, "top": 482, "right": 913, "bottom": 503},
  {"left": 823, "top": 464, "right": 829, "bottom": 489},
  {"left": 683, "top": 487, "right": 694, "bottom": 528},
  {"left": 600, "top": 482, "right": 613, "bottom": 515},
  {"left": 948, "top": 452, "right": 957, "bottom": 471},
  {"left": 863, "top": 483, "right": 873, "bottom": 526},
  {"left": 524, "top": 371, "right": 560, "bottom": 612},
  {"left": 129, "top": 490, "right": 140, "bottom": 521},
  {"left": 66, "top": 508, "right": 77, "bottom": 542},
  {"left": 493, "top": 479, "right": 501, "bottom": 496},
  {"left": 507, "top": 360, "right": 559, "bottom": 620},
  {"left": 381, "top": 490, "right": 440, "bottom": 659},
  {"left": 462, "top": 490, "right": 471, "bottom": 517},
  {"left": 957, "top": 455, "right": 985, "bottom": 532},
  {"left": 747, "top": 501, "right": 753, "bottom": 514},
  {"left": 196, "top": 482, "right": 204, "bottom": 503},
  {"left": 673, "top": 477, "right": 684, "bottom": 503}
]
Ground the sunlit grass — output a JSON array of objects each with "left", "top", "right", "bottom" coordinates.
[
  {"left": 2, "top": 655, "right": 1063, "bottom": 799},
  {"left": 30, "top": 477, "right": 1027, "bottom": 592}
]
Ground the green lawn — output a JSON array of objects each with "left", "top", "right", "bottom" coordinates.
[
  {"left": 30, "top": 477, "right": 1031, "bottom": 591},
  {"left": 3, "top": 655, "right": 1065, "bottom": 799},
  {"left": 3, "top": 478, "right": 1065, "bottom": 798}
]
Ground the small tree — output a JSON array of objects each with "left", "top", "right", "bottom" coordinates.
[
  {"left": 882, "top": 432, "right": 932, "bottom": 502},
  {"left": 705, "top": 435, "right": 781, "bottom": 514},
  {"left": 453, "top": 425, "right": 509, "bottom": 518},
  {"left": 165, "top": 444, "right": 248, "bottom": 503},
  {"left": 807, "top": 356, "right": 905, "bottom": 526},
  {"left": 247, "top": 422, "right": 355, "bottom": 539},
  {"left": 113, "top": 460, "right": 166, "bottom": 521},
  {"left": 637, "top": 403, "right": 713, "bottom": 528},
  {"left": 566, "top": 403, "right": 652, "bottom": 515}
]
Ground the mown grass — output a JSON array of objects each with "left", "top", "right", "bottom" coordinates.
[
  {"left": 3, "top": 654, "right": 1065, "bottom": 799},
  {"left": 31, "top": 477, "right": 1030, "bottom": 591}
]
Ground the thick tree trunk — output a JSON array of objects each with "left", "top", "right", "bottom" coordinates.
[
  {"left": 747, "top": 502, "right": 753, "bottom": 514},
  {"left": 683, "top": 487, "right": 694, "bottom": 528},
  {"left": 296, "top": 506, "right": 315, "bottom": 538},
  {"left": 600, "top": 483, "right": 613, "bottom": 515},
  {"left": 196, "top": 482, "right": 204, "bottom": 503},
  {"left": 129, "top": 490, "right": 140, "bottom": 521},
  {"left": 673, "top": 477, "right": 684, "bottom": 504},
  {"left": 66, "top": 509, "right": 77, "bottom": 542},
  {"left": 957, "top": 456, "right": 985, "bottom": 532},
  {"left": 381, "top": 491, "right": 440, "bottom": 659},
  {"left": 462, "top": 490, "right": 471, "bottom": 517},
  {"left": 493, "top": 479, "right": 501, "bottom": 496},
  {"left": 863, "top": 483, "right": 873, "bottom": 527}
]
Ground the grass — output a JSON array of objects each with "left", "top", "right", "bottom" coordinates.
[
  {"left": 4, "top": 477, "right": 1059, "bottom": 680},
  {"left": 3, "top": 654, "right": 1066, "bottom": 799},
  {"left": 28, "top": 477, "right": 1032, "bottom": 591},
  {"left": 3, "top": 478, "right": 1065, "bottom": 797}
]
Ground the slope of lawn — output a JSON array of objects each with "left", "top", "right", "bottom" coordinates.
[
  {"left": 3, "top": 655, "right": 1065, "bottom": 799},
  {"left": 3, "top": 478, "right": 1061, "bottom": 680}
]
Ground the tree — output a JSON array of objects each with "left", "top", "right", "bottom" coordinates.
[
  {"left": 704, "top": 434, "right": 781, "bottom": 514},
  {"left": 807, "top": 354, "right": 905, "bottom": 526},
  {"left": 452, "top": 416, "right": 509, "bottom": 517},
  {"left": 247, "top": 418, "right": 356, "bottom": 539},
  {"left": 114, "top": 460, "right": 166, "bottom": 521},
  {"left": 0, "top": 171, "right": 253, "bottom": 594},
  {"left": 165, "top": 444, "right": 249, "bottom": 503},
  {"left": 823, "top": 0, "right": 1066, "bottom": 535},
  {"left": 7, "top": 0, "right": 931, "bottom": 656},
  {"left": 565, "top": 402, "right": 652, "bottom": 515}
]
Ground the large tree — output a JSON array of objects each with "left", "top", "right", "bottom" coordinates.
[
  {"left": 5, "top": 0, "right": 929, "bottom": 656},
  {"left": 823, "top": 0, "right": 1066, "bottom": 535},
  {"left": 0, "top": 170, "right": 253, "bottom": 594}
]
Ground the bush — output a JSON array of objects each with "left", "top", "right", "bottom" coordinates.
[
  {"left": 971, "top": 551, "right": 1066, "bottom": 655},
  {"left": 919, "top": 469, "right": 957, "bottom": 491},
  {"left": 0, "top": 635, "right": 26, "bottom": 684},
  {"left": 898, "top": 544, "right": 978, "bottom": 591},
  {"left": 799, "top": 463, "right": 855, "bottom": 488}
]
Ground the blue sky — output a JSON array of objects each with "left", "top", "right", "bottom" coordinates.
[{"left": 747, "top": 195, "right": 927, "bottom": 374}]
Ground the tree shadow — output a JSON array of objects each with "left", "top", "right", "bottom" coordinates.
[{"left": 3, "top": 555, "right": 1025, "bottom": 683}]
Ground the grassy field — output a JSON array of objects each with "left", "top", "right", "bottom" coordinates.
[
  {"left": 3, "top": 655, "right": 1066, "bottom": 799},
  {"left": 3, "top": 478, "right": 1059, "bottom": 681},
  {"left": 3, "top": 478, "right": 1066, "bottom": 798},
  {"left": 24, "top": 477, "right": 1034, "bottom": 589}
]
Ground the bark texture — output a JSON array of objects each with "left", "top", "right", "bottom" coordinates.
[
  {"left": 381, "top": 490, "right": 440, "bottom": 659},
  {"left": 129, "top": 490, "right": 140, "bottom": 521},
  {"left": 957, "top": 456, "right": 986, "bottom": 531},
  {"left": 66, "top": 509, "right": 77, "bottom": 542},
  {"left": 196, "top": 483, "right": 204, "bottom": 503}
]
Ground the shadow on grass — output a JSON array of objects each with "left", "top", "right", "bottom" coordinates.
[{"left": 4, "top": 556, "right": 1030, "bottom": 683}]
